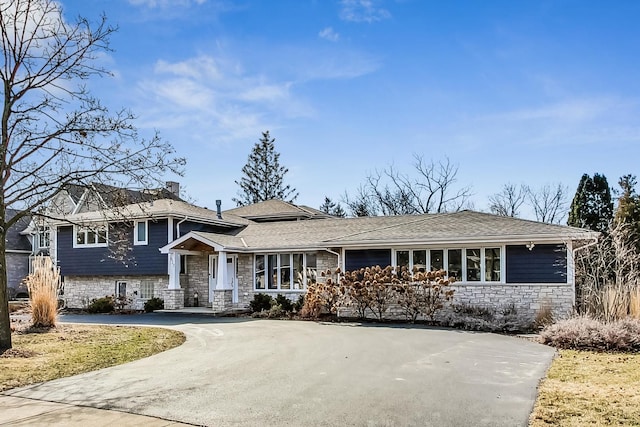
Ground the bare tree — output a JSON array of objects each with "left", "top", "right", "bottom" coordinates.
[
  {"left": 0, "top": 0, "right": 184, "bottom": 350},
  {"left": 488, "top": 183, "right": 529, "bottom": 217},
  {"left": 528, "top": 183, "right": 569, "bottom": 224},
  {"left": 343, "top": 155, "right": 472, "bottom": 216}
]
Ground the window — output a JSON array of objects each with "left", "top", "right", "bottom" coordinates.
[
  {"left": 484, "top": 248, "right": 501, "bottom": 282},
  {"left": 255, "top": 253, "right": 317, "bottom": 291},
  {"left": 139, "top": 280, "right": 154, "bottom": 299},
  {"left": 412, "top": 250, "right": 426, "bottom": 273},
  {"left": 448, "top": 249, "right": 462, "bottom": 280},
  {"left": 466, "top": 249, "right": 481, "bottom": 281},
  {"left": 115, "top": 281, "right": 127, "bottom": 297},
  {"left": 180, "top": 254, "right": 188, "bottom": 274},
  {"left": 74, "top": 225, "right": 107, "bottom": 247},
  {"left": 430, "top": 250, "right": 443, "bottom": 271},
  {"left": 134, "top": 221, "right": 148, "bottom": 245},
  {"left": 393, "top": 247, "right": 503, "bottom": 283},
  {"left": 255, "top": 255, "right": 266, "bottom": 290},
  {"left": 38, "top": 226, "right": 50, "bottom": 249}
]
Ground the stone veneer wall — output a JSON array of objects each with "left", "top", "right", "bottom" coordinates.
[
  {"left": 337, "top": 282, "right": 575, "bottom": 320},
  {"left": 449, "top": 283, "right": 574, "bottom": 319},
  {"left": 63, "top": 275, "right": 168, "bottom": 310},
  {"left": 212, "top": 290, "right": 232, "bottom": 312},
  {"left": 183, "top": 254, "right": 210, "bottom": 307}
]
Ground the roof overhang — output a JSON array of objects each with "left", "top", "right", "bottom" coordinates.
[{"left": 159, "top": 232, "right": 227, "bottom": 254}]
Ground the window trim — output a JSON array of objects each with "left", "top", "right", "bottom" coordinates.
[
  {"left": 134, "top": 220, "right": 148, "bottom": 246},
  {"left": 392, "top": 246, "right": 504, "bottom": 284},
  {"left": 73, "top": 224, "right": 108, "bottom": 248},
  {"left": 37, "top": 226, "right": 51, "bottom": 249}
]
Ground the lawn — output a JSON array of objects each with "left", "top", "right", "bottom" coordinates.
[
  {"left": 530, "top": 350, "right": 640, "bottom": 426},
  {"left": 0, "top": 324, "right": 185, "bottom": 392}
]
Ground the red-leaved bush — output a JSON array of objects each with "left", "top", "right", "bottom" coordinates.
[{"left": 540, "top": 316, "right": 640, "bottom": 352}]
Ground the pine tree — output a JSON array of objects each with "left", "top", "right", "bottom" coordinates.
[
  {"left": 567, "top": 173, "right": 613, "bottom": 232},
  {"left": 614, "top": 174, "right": 640, "bottom": 248},
  {"left": 233, "top": 131, "right": 298, "bottom": 206},
  {"left": 320, "top": 196, "right": 346, "bottom": 218}
]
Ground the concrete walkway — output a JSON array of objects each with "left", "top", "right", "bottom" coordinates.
[
  {"left": 0, "top": 395, "right": 192, "bottom": 426},
  {"left": 2, "top": 315, "right": 554, "bottom": 426}
]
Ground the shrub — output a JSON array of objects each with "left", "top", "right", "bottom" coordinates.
[
  {"left": 293, "top": 294, "right": 305, "bottom": 312},
  {"left": 24, "top": 256, "right": 61, "bottom": 328},
  {"left": 540, "top": 316, "right": 640, "bottom": 352},
  {"left": 144, "top": 297, "right": 164, "bottom": 313},
  {"left": 87, "top": 296, "right": 115, "bottom": 314},
  {"left": 275, "top": 294, "right": 294, "bottom": 313},
  {"left": 442, "top": 303, "right": 534, "bottom": 333},
  {"left": 249, "top": 293, "right": 273, "bottom": 313}
]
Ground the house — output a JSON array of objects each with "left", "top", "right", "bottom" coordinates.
[
  {"left": 5, "top": 209, "right": 33, "bottom": 299},
  {"left": 52, "top": 196, "right": 596, "bottom": 318}
]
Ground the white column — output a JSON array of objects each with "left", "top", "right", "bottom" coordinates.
[
  {"left": 168, "top": 252, "right": 181, "bottom": 290},
  {"left": 216, "top": 251, "right": 228, "bottom": 290}
]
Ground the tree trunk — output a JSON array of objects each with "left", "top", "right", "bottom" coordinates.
[{"left": 0, "top": 228, "right": 12, "bottom": 351}]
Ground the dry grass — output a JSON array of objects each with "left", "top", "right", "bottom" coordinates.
[
  {"left": 24, "top": 256, "right": 60, "bottom": 328},
  {"left": 0, "top": 324, "right": 185, "bottom": 392},
  {"left": 630, "top": 287, "right": 640, "bottom": 319},
  {"left": 530, "top": 350, "right": 640, "bottom": 426}
]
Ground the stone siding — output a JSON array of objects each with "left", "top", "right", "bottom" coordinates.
[
  {"left": 450, "top": 283, "right": 574, "bottom": 319},
  {"left": 212, "top": 290, "right": 232, "bottom": 312},
  {"left": 236, "top": 253, "right": 253, "bottom": 308},
  {"left": 183, "top": 255, "right": 210, "bottom": 307},
  {"left": 63, "top": 275, "right": 168, "bottom": 310},
  {"left": 164, "top": 289, "right": 185, "bottom": 310},
  {"left": 337, "top": 282, "right": 574, "bottom": 321}
]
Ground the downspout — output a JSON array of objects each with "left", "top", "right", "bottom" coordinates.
[
  {"left": 324, "top": 248, "right": 342, "bottom": 272},
  {"left": 176, "top": 216, "right": 189, "bottom": 239}
]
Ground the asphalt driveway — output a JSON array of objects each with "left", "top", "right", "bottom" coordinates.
[{"left": 4, "top": 315, "right": 554, "bottom": 426}]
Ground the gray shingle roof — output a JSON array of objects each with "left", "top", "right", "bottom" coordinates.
[
  {"left": 177, "top": 210, "right": 595, "bottom": 252},
  {"left": 6, "top": 209, "right": 32, "bottom": 251},
  {"left": 55, "top": 199, "right": 250, "bottom": 227},
  {"left": 223, "top": 200, "right": 332, "bottom": 221}
]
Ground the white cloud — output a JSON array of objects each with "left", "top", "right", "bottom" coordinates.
[
  {"left": 319, "top": 27, "right": 340, "bottom": 42},
  {"left": 339, "top": 0, "right": 391, "bottom": 23}
]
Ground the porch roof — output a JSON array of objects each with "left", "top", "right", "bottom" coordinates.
[{"left": 160, "top": 210, "right": 597, "bottom": 253}]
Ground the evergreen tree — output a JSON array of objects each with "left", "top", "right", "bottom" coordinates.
[
  {"left": 567, "top": 173, "right": 613, "bottom": 232},
  {"left": 614, "top": 174, "right": 640, "bottom": 248},
  {"left": 233, "top": 131, "right": 298, "bottom": 206},
  {"left": 319, "top": 197, "right": 346, "bottom": 217}
]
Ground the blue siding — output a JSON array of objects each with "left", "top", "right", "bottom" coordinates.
[
  {"left": 506, "top": 244, "right": 567, "bottom": 283},
  {"left": 175, "top": 220, "right": 232, "bottom": 238},
  {"left": 345, "top": 249, "right": 392, "bottom": 272},
  {"left": 58, "top": 219, "right": 169, "bottom": 276}
]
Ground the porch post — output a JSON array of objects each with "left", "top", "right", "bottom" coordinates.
[
  {"left": 168, "top": 252, "right": 181, "bottom": 290},
  {"left": 164, "top": 251, "right": 184, "bottom": 310},
  {"left": 216, "top": 250, "right": 228, "bottom": 290}
]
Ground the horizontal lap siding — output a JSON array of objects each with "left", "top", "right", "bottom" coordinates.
[
  {"left": 58, "top": 219, "right": 169, "bottom": 276},
  {"left": 506, "top": 244, "right": 567, "bottom": 283},
  {"left": 176, "top": 220, "right": 233, "bottom": 238},
  {"left": 345, "top": 249, "right": 392, "bottom": 272}
]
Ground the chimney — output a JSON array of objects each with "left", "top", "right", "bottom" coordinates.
[
  {"left": 166, "top": 181, "right": 180, "bottom": 197},
  {"left": 216, "top": 200, "right": 222, "bottom": 219}
]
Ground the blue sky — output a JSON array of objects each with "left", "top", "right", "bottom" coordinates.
[{"left": 61, "top": 0, "right": 640, "bottom": 216}]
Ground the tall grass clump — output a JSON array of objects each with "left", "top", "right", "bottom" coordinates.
[
  {"left": 24, "top": 256, "right": 61, "bottom": 328},
  {"left": 540, "top": 315, "right": 640, "bottom": 352}
]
